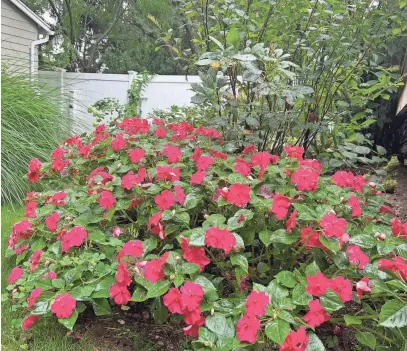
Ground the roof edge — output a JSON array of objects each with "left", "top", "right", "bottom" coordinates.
[{"left": 8, "top": 0, "right": 54, "bottom": 35}]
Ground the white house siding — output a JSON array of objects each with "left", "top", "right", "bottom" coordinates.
[{"left": 1, "top": 0, "right": 39, "bottom": 73}]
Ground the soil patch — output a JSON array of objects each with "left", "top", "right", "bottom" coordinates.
[{"left": 385, "top": 165, "right": 407, "bottom": 221}]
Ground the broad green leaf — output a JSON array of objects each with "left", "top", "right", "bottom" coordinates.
[
  {"left": 147, "top": 280, "right": 170, "bottom": 298},
  {"left": 131, "top": 286, "right": 148, "bottom": 302},
  {"left": 275, "top": 271, "right": 297, "bottom": 288},
  {"left": 230, "top": 254, "right": 248, "bottom": 274},
  {"left": 89, "top": 230, "right": 106, "bottom": 243},
  {"left": 206, "top": 314, "right": 235, "bottom": 338},
  {"left": 319, "top": 290, "right": 344, "bottom": 313},
  {"left": 188, "top": 228, "right": 206, "bottom": 246},
  {"left": 379, "top": 299, "right": 407, "bottom": 328},
  {"left": 349, "top": 235, "right": 376, "bottom": 249},
  {"left": 265, "top": 319, "right": 290, "bottom": 344},
  {"left": 51, "top": 279, "right": 66, "bottom": 289},
  {"left": 185, "top": 194, "right": 200, "bottom": 209},
  {"left": 58, "top": 310, "right": 78, "bottom": 330},
  {"left": 92, "top": 298, "right": 112, "bottom": 316},
  {"left": 203, "top": 214, "right": 226, "bottom": 229},
  {"left": 151, "top": 297, "right": 169, "bottom": 323},
  {"left": 292, "top": 284, "right": 312, "bottom": 306},
  {"left": 304, "top": 332, "right": 325, "bottom": 351},
  {"left": 319, "top": 235, "right": 340, "bottom": 252},
  {"left": 305, "top": 262, "right": 320, "bottom": 276},
  {"left": 181, "top": 263, "right": 200, "bottom": 274},
  {"left": 344, "top": 314, "right": 362, "bottom": 326},
  {"left": 355, "top": 332, "right": 376, "bottom": 349}
]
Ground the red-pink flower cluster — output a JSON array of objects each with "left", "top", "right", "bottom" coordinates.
[
  {"left": 163, "top": 282, "right": 205, "bottom": 337},
  {"left": 331, "top": 171, "right": 366, "bottom": 193},
  {"left": 237, "top": 290, "right": 270, "bottom": 343},
  {"left": 306, "top": 272, "right": 353, "bottom": 302}
]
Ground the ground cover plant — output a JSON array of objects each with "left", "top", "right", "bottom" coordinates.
[{"left": 5, "top": 118, "right": 407, "bottom": 350}]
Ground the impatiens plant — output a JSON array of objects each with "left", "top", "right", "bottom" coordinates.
[{"left": 5, "top": 118, "right": 407, "bottom": 350}]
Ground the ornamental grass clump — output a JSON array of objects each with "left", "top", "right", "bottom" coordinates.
[{"left": 5, "top": 118, "right": 407, "bottom": 350}]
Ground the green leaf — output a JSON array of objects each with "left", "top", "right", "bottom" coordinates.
[
  {"left": 181, "top": 263, "right": 200, "bottom": 274},
  {"left": 92, "top": 298, "right": 112, "bottom": 316},
  {"left": 379, "top": 299, "right": 407, "bottom": 328},
  {"left": 226, "top": 27, "right": 240, "bottom": 48},
  {"left": 91, "top": 276, "right": 115, "bottom": 298},
  {"left": 355, "top": 332, "right": 376, "bottom": 349},
  {"left": 89, "top": 230, "right": 106, "bottom": 243},
  {"left": 354, "top": 146, "right": 371, "bottom": 155},
  {"left": 32, "top": 301, "right": 49, "bottom": 315},
  {"left": 275, "top": 271, "right": 297, "bottom": 288},
  {"left": 319, "top": 290, "right": 344, "bottom": 313},
  {"left": 174, "top": 274, "right": 184, "bottom": 287},
  {"left": 260, "top": 229, "right": 298, "bottom": 246},
  {"left": 203, "top": 214, "right": 226, "bottom": 229},
  {"left": 185, "top": 194, "right": 200, "bottom": 209},
  {"left": 349, "top": 235, "right": 376, "bottom": 249},
  {"left": 194, "top": 276, "right": 218, "bottom": 301},
  {"left": 176, "top": 212, "right": 190, "bottom": 225},
  {"left": 189, "top": 228, "right": 206, "bottom": 246},
  {"left": 151, "top": 297, "right": 169, "bottom": 323},
  {"left": 51, "top": 279, "right": 66, "bottom": 289},
  {"left": 58, "top": 310, "right": 78, "bottom": 330},
  {"left": 344, "top": 314, "right": 362, "bottom": 326},
  {"left": 147, "top": 280, "right": 171, "bottom": 298},
  {"left": 376, "top": 145, "right": 386, "bottom": 156},
  {"left": 305, "top": 262, "right": 320, "bottom": 276},
  {"left": 230, "top": 254, "right": 248, "bottom": 274},
  {"left": 205, "top": 314, "right": 235, "bottom": 338},
  {"left": 305, "top": 332, "right": 325, "bottom": 351},
  {"left": 265, "top": 319, "right": 290, "bottom": 345},
  {"left": 319, "top": 235, "right": 340, "bottom": 252},
  {"left": 292, "top": 284, "right": 312, "bottom": 306},
  {"left": 131, "top": 286, "right": 148, "bottom": 302}
]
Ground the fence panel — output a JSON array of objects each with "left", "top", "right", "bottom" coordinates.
[{"left": 38, "top": 71, "right": 200, "bottom": 131}]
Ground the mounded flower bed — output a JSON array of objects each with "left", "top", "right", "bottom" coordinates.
[{"left": 6, "top": 118, "right": 407, "bottom": 350}]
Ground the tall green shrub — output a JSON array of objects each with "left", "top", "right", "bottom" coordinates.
[{"left": 1, "top": 71, "right": 76, "bottom": 204}]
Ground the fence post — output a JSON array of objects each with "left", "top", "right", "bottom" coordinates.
[{"left": 55, "top": 68, "right": 66, "bottom": 115}]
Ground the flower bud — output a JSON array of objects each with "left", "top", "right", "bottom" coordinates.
[
  {"left": 204, "top": 214, "right": 209, "bottom": 220},
  {"left": 172, "top": 210, "right": 176, "bottom": 215},
  {"left": 369, "top": 182, "right": 376, "bottom": 188},
  {"left": 175, "top": 256, "right": 181, "bottom": 261},
  {"left": 211, "top": 309, "right": 214, "bottom": 315},
  {"left": 248, "top": 176, "right": 254, "bottom": 181},
  {"left": 170, "top": 274, "right": 175, "bottom": 280}
]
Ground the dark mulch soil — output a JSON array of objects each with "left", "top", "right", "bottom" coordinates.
[
  {"left": 75, "top": 304, "right": 185, "bottom": 351},
  {"left": 74, "top": 166, "right": 407, "bottom": 351},
  {"left": 385, "top": 165, "right": 407, "bottom": 221}
]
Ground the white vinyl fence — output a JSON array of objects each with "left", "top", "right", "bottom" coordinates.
[{"left": 38, "top": 70, "right": 201, "bottom": 130}]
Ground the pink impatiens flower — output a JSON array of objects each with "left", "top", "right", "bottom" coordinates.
[
  {"left": 205, "top": 227, "right": 236, "bottom": 255},
  {"left": 346, "top": 245, "right": 369, "bottom": 269},
  {"left": 8, "top": 266, "right": 24, "bottom": 284},
  {"left": 304, "top": 299, "right": 330, "bottom": 327},
  {"left": 61, "top": 226, "right": 88, "bottom": 253},
  {"left": 320, "top": 213, "right": 347, "bottom": 238},
  {"left": 280, "top": 328, "right": 309, "bottom": 351},
  {"left": 271, "top": 194, "right": 291, "bottom": 220},
  {"left": 163, "top": 288, "right": 183, "bottom": 314},
  {"left": 245, "top": 290, "right": 270, "bottom": 317},
  {"left": 50, "top": 293, "right": 76, "bottom": 319},
  {"left": 154, "top": 190, "right": 175, "bottom": 211},
  {"left": 226, "top": 183, "right": 251, "bottom": 208},
  {"left": 98, "top": 190, "right": 116, "bottom": 209},
  {"left": 236, "top": 313, "right": 261, "bottom": 344},
  {"left": 22, "top": 315, "right": 40, "bottom": 330}
]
